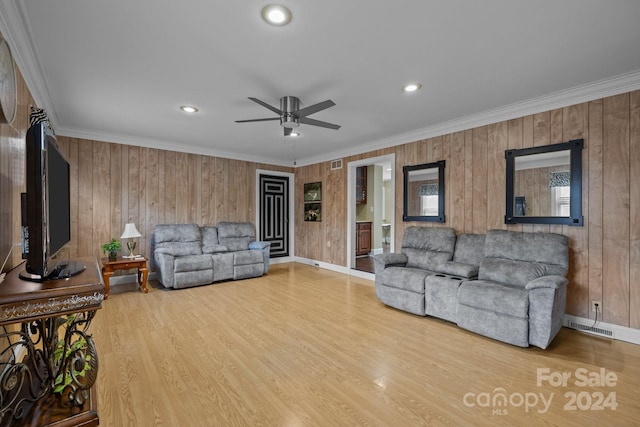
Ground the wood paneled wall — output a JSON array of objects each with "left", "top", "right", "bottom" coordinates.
[
  {"left": 54, "top": 137, "right": 293, "bottom": 266},
  {"left": 295, "top": 91, "right": 640, "bottom": 329},
  {"left": 0, "top": 40, "right": 34, "bottom": 272}
]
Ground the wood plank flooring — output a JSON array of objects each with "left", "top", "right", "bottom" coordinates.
[
  {"left": 354, "top": 256, "right": 375, "bottom": 273},
  {"left": 91, "top": 263, "right": 640, "bottom": 426}
]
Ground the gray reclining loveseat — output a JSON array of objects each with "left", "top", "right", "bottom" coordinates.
[
  {"left": 374, "top": 227, "right": 569, "bottom": 349},
  {"left": 152, "top": 222, "right": 270, "bottom": 289}
]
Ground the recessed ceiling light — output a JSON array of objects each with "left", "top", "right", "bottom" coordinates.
[
  {"left": 402, "top": 83, "right": 422, "bottom": 92},
  {"left": 261, "top": 4, "right": 292, "bottom": 26},
  {"left": 180, "top": 105, "right": 199, "bottom": 113}
]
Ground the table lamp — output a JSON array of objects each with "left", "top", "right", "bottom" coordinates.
[{"left": 120, "top": 223, "right": 142, "bottom": 258}]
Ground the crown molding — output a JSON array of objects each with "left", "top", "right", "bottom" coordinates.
[
  {"left": 0, "top": 2, "right": 60, "bottom": 125},
  {"left": 296, "top": 69, "right": 640, "bottom": 166},
  {"left": 54, "top": 126, "right": 295, "bottom": 168}
]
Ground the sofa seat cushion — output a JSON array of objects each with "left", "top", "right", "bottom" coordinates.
[
  {"left": 234, "top": 250, "right": 264, "bottom": 266},
  {"left": 380, "top": 266, "right": 434, "bottom": 294},
  {"left": 458, "top": 280, "right": 529, "bottom": 318},
  {"left": 174, "top": 254, "right": 213, "bottom": 273}
]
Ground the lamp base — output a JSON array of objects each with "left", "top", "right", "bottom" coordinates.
[{"left": 125, "top": 239, "right": 136, "bottom": 257}]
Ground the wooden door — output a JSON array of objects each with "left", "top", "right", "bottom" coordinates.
[{"left": 259, "top": 174, "right": 289, "bottom": 257}]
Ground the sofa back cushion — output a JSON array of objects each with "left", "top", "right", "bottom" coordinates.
[
  {"left": 217, "top": 222, "right": 256, "bottom": 251},
  {"left": 401, "top": 226, "right": 456, "bottom": 271},
  {"left": 200, "top": 226, "right": 229, "bottom": 254},
  {"left": 453, "top": 233, "right": 486, "bottom": 265},
  {"left": 478, "top": 229, "right": 569, "bottom": 286},
  {"left": 153, "top": 223, "right": 203, "bottom": 256}
]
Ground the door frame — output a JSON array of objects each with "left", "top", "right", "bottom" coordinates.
[
  {"left": 255, "top": 169, "right": 295, "bottom": 264},
  {"left": 347, "top": 154, "right": 395, "bottom": 272}
]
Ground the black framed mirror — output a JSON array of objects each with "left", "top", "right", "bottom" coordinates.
[
  {"left": 505, "top": 139, "right": 583, "bottom": 226},
  {"left": 403, "top": 160, "right": 445, "bottom": 222}
]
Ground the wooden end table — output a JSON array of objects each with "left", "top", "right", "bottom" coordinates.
[{"left": 101, "top": 256, "right": 149, "bottom": 299}]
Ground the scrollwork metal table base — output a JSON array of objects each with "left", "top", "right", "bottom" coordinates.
[{"left": 0, "top": 257, "right": 104, "bottom": 427}]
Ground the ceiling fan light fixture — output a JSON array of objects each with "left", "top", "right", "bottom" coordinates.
[
  {"left": 261, "top": 4, "right": 292, "bottom": 26},
  {"left": 180, "top": 105, "right": 199, "bottom": 113},
  {"left": 402, "top": 83, "right": 422, "bottom": 93},
  {"left": 280, "top": 113, "right": 299, "bottom": 128},
  {"left": 289, "top": 131, "right": 300, "bottom": 137}
]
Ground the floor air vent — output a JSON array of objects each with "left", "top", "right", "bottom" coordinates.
[
  {"left": 569, "top": 321, "right": 614, "bottom": 338},
  {"left": 331, "top": 159, "right": 343, "bottom": 170}
]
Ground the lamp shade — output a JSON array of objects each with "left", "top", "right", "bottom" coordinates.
[{"left": 120, "top": 223, "right": 142, "bottom": 239}]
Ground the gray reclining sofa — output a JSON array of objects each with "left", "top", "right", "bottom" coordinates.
[
  {"left": 374, "top": 227, "right": 569, "bottom": 349},
  {"left": 152, "top": 222, "right": 270, "bottom": 289}
]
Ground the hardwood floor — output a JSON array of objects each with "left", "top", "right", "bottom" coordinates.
[
  {"left": 354, "top": 255, "right": 375, "bottom": 273},
  {"left": 354, "top": 242, "right": 389, "bottom": 273},
  {"left": 92, "top": 263, "right": 640, "bottom": 426}
]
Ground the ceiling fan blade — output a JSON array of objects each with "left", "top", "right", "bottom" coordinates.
[
  {"left": 284, "top": 127, "right": 293, "bottom": 136},
  {"left": 235, "top": 117, "right": 280, "bottom": 123},
  {"left": 248, "top": 97, "right": 282, "bottom": 115},
  {"left": 299, "top": 116, "right": 341, "bottom": 130},
  {"left": 295, "top": 100, "right": 336, "bottom": 118}
]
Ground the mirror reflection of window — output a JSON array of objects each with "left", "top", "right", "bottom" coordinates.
[
  {"left": 513, "top": 150, "right": 570, "bottom": 217},
  {"left": 551, "top": 185, "right": 570, "bottom": 216},
  {"left": 420, "top": 196, "right": 438, "bottom": 216},
  {"left": 418, "top": 182, "right": 438, "bottom": 216},
  {"left": 403, "top": 160, "right": 445, "bottom": 222},
  {"left": 505, "top": 139, "right": 583, "bottom": 226},
  {"left": 407, "top": 168, "right": 438, "bottom": 217}
]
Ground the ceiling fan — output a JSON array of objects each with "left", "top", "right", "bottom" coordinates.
[{"left": 235, "top": 96, "right": 341, "bottom": 136}]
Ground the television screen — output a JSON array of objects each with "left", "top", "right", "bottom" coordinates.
[{"left": 47, "top": 137, "right": 71, "bottom": 256}]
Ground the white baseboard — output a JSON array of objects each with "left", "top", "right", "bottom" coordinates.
[
  {"left": 349, "top": 269, "right": 375, "bottom": 281},
  {"left": 294, "top": 257, "right": 374, "bottom": 282},
  {"left": 294, "top": 257, "right": 350, "bottom": 275},
  {"left": 563, "top": 314, "right": 640, "bottom": 346},
  {"left": 269, "top": 256, "right": 295, "bottom": 265}
]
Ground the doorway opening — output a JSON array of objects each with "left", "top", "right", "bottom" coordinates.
[{"left": 347, "top": 154, "right": 395, "bottom": 277}]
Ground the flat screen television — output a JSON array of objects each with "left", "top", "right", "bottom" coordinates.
[{"left": 20, "top": 122, "right": 85, "bottom": 281}]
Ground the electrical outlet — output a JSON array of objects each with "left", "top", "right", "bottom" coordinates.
[{"left": 592, "top": 301, "right": 601, "bottom": 312}]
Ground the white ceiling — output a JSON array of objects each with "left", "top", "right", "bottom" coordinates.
[{"left": 1, "top": 1, "right": 640, "bottom": 166}]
